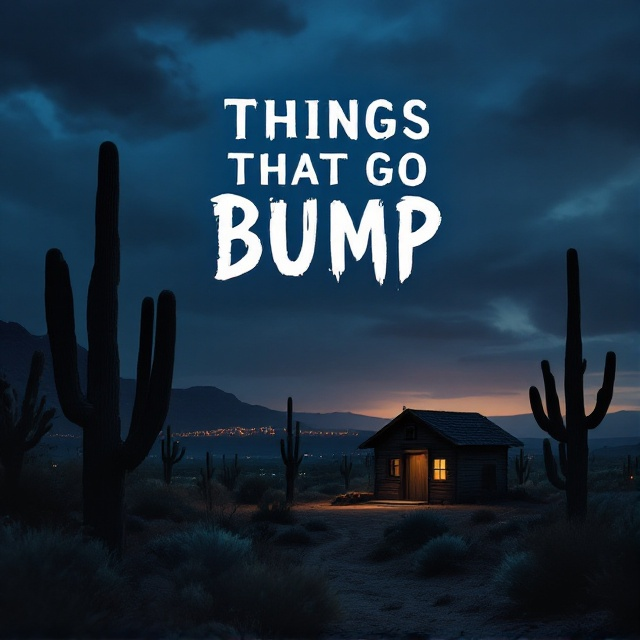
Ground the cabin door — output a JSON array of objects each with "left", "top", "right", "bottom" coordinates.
[{"left": 404, "top": 453, "right": 428, "bottom": 501}]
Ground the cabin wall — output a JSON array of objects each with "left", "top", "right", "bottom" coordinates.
[
  {"left": 372, "top": 416, "right": 457, "bottom": 503},
  {"left": 455, "top": 446, "right": 509, "bottom": 502}
]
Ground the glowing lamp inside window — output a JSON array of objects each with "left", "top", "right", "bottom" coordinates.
[{"left": 434, "top": 458, "right": 446, "bottom": 480}]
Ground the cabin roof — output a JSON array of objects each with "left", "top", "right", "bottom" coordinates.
[{"left": 358, "top": 408, "right": 523, "bottom": 449}]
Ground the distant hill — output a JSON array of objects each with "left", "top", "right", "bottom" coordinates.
[
  {"left": 489, "top": 411, "right": 639, "bottom": 440},
  {"left": 2, "top": 319, "right": 637, "bottom": 441},
  {"left": 0, "top": 320, "right": 386, "bottom": 435}
]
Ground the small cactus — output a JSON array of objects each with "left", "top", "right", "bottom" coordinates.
[
  {"left": 340, "top": 454, "right": 353, "bottom": 491},
  {"left": 198, "top": 452, "right": 215, "bottom": 511},
  {"left": 514, "top": 449, "right": 530, "bottom": 485},
  {"left": 160, "top": 425, "right": 185, "bottom": 485},
  {"left": 364, "top": 452, "right": 373, "bottom": 489},
  {"left": 280, "top": 397, "right": 303, "bottom": 504},
  {"left": 0, "top": 351, "right": 55, "bottom": 491},
  {"left": 622, "top": 455, "right": 637, "bottom": 484},
  {"left": 219, "top": 453, "right": 240, "bottom": 491}
]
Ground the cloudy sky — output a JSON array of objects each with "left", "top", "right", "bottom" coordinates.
[{"left": 0, "top": 1, "right": 638, "bottom": 419}]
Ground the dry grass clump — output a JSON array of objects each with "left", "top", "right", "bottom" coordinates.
[
  {"left": 252, "top": 488, "right": 295, "bottom": 524},
  {"left": 494, "top": 494, "right": 640, "bottom": 633},
  {"left": 236, "top": 474, "right": 273, "bottom": 505},
  {"left": 2, "top": 458, "right": 82, "bottom": 528},
  {"left": 137, "top": 522, "right": 339, "bottom": 636},
  {"left": 469, "top": 508, "right": 498, "bottom": 525},
  {"left": 126, "top": 478, "right": 202, "bottom": 523},
  {"left": 0, "top": 525, "right": 129, "bottom": 637},
  {"left": 217, "top": 562, "right": 341, "bottom": 637},
  {"left": 415, "top": 533, "right": 469, "bottom": 576},
  {"left": 274, "top": 525, "right": 313, "bottom": 545},
  {"left": 370, "top": 510, "right": 448, "bottom": 560}
]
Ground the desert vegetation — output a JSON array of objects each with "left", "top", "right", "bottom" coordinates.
[
  {"left": 1, "top": 144, "right": 636, "bottom": 638},
  {"left": 0, "top": 433, "right": 637, "bottom": 637}
]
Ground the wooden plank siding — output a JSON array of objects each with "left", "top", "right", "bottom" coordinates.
[
  {"left": 455, "top": 447, "right": 509, "bottom": 502},
  {"left": 361, "top": 409, "right": 521, "bottom": 504},
  {"left": 372, "top": 418, "right": 458, "bottom": 503}
]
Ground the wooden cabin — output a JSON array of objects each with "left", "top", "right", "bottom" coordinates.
[{"left": 358, "top": 409, "right": 523, "bottom": 503}]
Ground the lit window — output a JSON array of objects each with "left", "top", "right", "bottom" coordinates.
[
  {"left": 433, "top": 459, "right": 446, "bottom": 480},
  {"left": 389, "top": 458, "right": 400, "bottom": 477}
]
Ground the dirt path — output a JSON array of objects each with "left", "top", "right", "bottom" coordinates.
[{"left": 287, "top": 501, "right": 610, "bottom": 639}]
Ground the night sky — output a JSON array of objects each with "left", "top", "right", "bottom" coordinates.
[{"left": 1, "top": 1, "right": 638, "bottom": 419}]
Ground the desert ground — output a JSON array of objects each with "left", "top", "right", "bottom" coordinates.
[{"left": 270, "top": 500, "right": 624, "bottom": 640}]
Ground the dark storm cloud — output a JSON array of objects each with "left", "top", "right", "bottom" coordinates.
[
  {"left": 0, "top": 1, "right": 304, "bottom": 137},
  {"left": 1, "top": 0, "right": 637, "bottom": 416}
]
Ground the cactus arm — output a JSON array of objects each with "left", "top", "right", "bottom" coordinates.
[
  {"left": 585, "top": 351, "right": 616, "bottom": 430},
  {"left": 529, "top": 361, "right": 566, "bottom": 442},
  {"left": 45, "top": 249, "right": 93, "bottom": 427},
  {"left": 144, "top": 290, "right": 176, "bottom": 435},
  {"left": 171, "top": 441, "right": 186, "bottom": 462},
  {"left": 122, "top": 291, "right": 176, "bottom": 471},
  {"left": 23, "top": 406, "right": 55, "bottom": 451},
  {"left": 558, "top": 441, "right": 567, "bottom": 477},
  {"left": 130, "top": 297, "right": 154, "bottom": 434},
  {"left": 543, "top": 438, "right": 566, "bottom": 490}
]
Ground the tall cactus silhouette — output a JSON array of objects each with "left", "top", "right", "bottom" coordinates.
[
  {"left": 0, "top": 351, "right": 55, "bottom": 491},
  {"left": 514, "top": 448, "right": 530, "bottom": 485},
  {"left": 529, "top": 248, "right": 615, "bottom": 519},
  {"left": 340, "top": 454, "right": 353, "bottom": 491},
  {"left": 280, "top": 397, "right": 302, "bottom": 503},
  {"left": 161, "top": 425, "right": 185, "bottom": 485},
  {"left": 45, "top": 141, "right": 176, "bottom": 551}
]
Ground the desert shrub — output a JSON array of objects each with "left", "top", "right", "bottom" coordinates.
[
  {"left": 3, "top": 458, "right": 82, "bottom": 527},
  {"left": 486, "top": 519, "right": 524, "bottom": 542},
  {"left": 0, "top": 525, "right": 128, "bottom": 637},
  {"left": 274, "top": 526, "right": 313, "bottom": 545},
  {"left": 587, "top": 493, "right": 640, "bottom": 632},
  {"left": 469, "top": 508, "right": 498, "bottom": 525},
  {"left": 252, "top": 489, "right": 294, "bottom": 524},
  {"left": 149, "top": 524, "right": 250, "bottom": 589},
  {"left": 415, "top": 534, "right": 469, "bottom": 576},
  {"left": 493, "top": 515, "right": 615, "bottom": 614},
  {"left": 216, "top": 562, "right": 340, "bottom": 637},
  {"left": 126, "top": 479, "right": 202, "bottom": 523},
  {"left": 142, "top": 522, "right": 338, "bottom": 636},
  {"left": 370, "top": 510, "right": 448, "bottom": 560},
  {"left": 236, "top": 475, "right": 272, "bottom": 505},
  {"left": 303, "top": 518, "right": 329, "bottom": 532}
]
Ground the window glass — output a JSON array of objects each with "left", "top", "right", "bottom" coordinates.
[{"left": 434, "top": 458, "right": 446, "bottom": 480}]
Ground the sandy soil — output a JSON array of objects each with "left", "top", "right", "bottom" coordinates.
[{"left": 280, "top": 500, "right": 614, "bottom": 640}]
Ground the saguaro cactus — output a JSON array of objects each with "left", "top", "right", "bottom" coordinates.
[
  {"left": 280, "top": 397, "right": 302, "bottom": 503},
  {"left": 0, "top": 351, "right": 55, "bottom": 490},
  {"left": 514, "top": 449, "right": 530, "bottom": 485},
  {"left": 340, "top": 454, "right": 353, "bottom": 491},
  {"left": 161, "top": 425, "right": 185, "bottom": 485},
  {"left": 198, "top": 451, "right": 215, "bottom": 511},
  {"left": 45, "top": 141, "right": 176, "bottom": 551},
  {"left": 219, "top": 453, "right": 240, "bottom": 491},
  {"left": 529, "top": 248, "right": 615, "bottom": 519}
]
